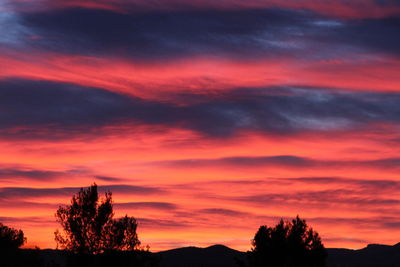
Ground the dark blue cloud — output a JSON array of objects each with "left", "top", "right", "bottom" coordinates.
[
  {"left": 115, "top": 202, "right": 177, "bottom": 210},
  {"left": 138, "top": 217, "right": 190, "bottom": 228},
  {"left": 0, "top": 79, "right": 175, "bottom": 139},
  {"left": 157, "top": 154, "right": 400, "bottom": 173},
  {"left": 0, "top": 184, "right": 163, "bottom": 200},
  {"left": 7, "top": 7, "right": 398, "bottom": 61},
  {"left": 282, "top": 177, "right": 400, "bottom": 190},
  {"left": 18, "top": 8, "right": 314, "bottom": 60},
  {"left": 232, "top": 189, "right": 400, "bottom": 207},
  {"left": 199, "top": 208, "right": 250, "bottom": 217},
  {"left": 94, "top": 176, "right": 126, "bottom": 182},
  {"left": 3, "top": 79, "right": 400, "bottom": 139},
  {"left": 315, "top": 16, "right": 400, "bottom": 56},
  {"left": 160, "top": 155, "right": 313, "bottom": 168},
  {"left": 0, "top": 79, "right": 139, "bottom": 128},
  {"left": 0, "top": 168, "right": 64, "bottom": 180},
  {"left": 0, "top": 216, "right": 55, "bottom": 224},
  {"left": 194, "top": 177, "right": 400, "bottom": 193}
]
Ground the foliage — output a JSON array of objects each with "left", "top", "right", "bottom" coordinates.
[
  {"left": 248, "top": 216, "right": 326, "bottom": 267},
  {"left": 0, "top": 223, "right": 37, "bottom": 267},
  {"left": 0, "top": 222, "right": 26, "bottom": 251},
  {"left": 55, "top": 183, "right": 141, "bottom": 255}
]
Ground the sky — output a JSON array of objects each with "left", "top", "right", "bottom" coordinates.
[{"left": 1, "top": 0, "right": 400, "bottom": 251}]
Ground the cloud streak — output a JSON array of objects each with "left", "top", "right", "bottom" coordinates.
[
  {"left": 157, "top": 155, "right": 400, "bottom": 172},
  {"left": 0, "top": 167, "right": 64, "bottom": 181},
  {"left": 2, "top": 79, "right": 400, "bottom": 139},
  {"left": 116, "top": 202, "right": 177, "bottom": 210},
  {"left": 5, "top": 0, "right": 400, "bottom": 19},
  {"left": 3, "top": 7, "right": 396, "bottom": 61},
  {"left": 0, "top": 184, "right": 164, "bottom": 200}
]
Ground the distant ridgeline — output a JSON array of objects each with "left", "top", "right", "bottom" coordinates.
[{"left": 6, "top": 243, "right": 400, "bottom": 267}]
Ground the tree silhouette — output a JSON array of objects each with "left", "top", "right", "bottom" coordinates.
[
  {"left": 54, "top": 183, "right": 141, "bottom": 255},
  {"left": 0, "top": 222, "right": 26, "bottom": 251},
  {"left": 248, "top": 216, "right": 326, "bottom": 267},
  {"left": 0, "top": 223, "right": 38, "bottom": 267}
]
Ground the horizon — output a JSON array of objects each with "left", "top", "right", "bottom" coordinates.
[
  {"left": 1, "top": 0, "right": 400, "bottom": 252},
  {"left": 21, "top": 241, "right": 400, "bottom": 253}
]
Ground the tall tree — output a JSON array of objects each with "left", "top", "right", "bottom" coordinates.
[
  {"left": 55, "top": 183, "right": 141, "bottom": 254},
  {"left": 248, "top": 216, "right": 326, "bottom": 267}
]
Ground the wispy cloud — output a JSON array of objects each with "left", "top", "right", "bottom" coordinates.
[
  {"left": 2, "top": 80, "right": 400, "bottom": 139},
  {"left": 0, "top": 184, "right": 164, "bottom": 200}
]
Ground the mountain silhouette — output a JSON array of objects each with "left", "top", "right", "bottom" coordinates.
[
  {"left": 158, "top": 244, "right": 246, "bottom": 267},
  {"left": 158, "top": 243, "right": 400, "bottom": 267},
  {"left": 10, "top": 243, "right": 400, "bottom": 267},
  {"left": 328, "top": 242, "right": 400, "bottom": 267}
]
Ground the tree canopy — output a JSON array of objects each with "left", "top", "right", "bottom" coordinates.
[
  {"left": 0, "top": 222, "right": 26, "bottom": 251},
  {"left": 55, "top": 183, "right": 141, "bottom": 254},
  {"left": 248, "top": 216, "right": 326, "bottom": 267}
]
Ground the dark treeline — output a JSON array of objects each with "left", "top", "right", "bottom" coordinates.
[{"left": 1, "top": 184, "right": 327, "bottom": 267}]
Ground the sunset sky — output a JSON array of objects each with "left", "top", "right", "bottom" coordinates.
[{"left": 1, "top": 0, "right": 400, "bottom": 251}]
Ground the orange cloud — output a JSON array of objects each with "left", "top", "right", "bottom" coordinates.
[{"left": 1, "top": 51, "right": 399, "bottom": 103}]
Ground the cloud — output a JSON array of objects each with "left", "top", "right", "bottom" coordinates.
[
  {"left": 138, "top": 218, "right": 190, "bottom": 229},
  {"left": 15, "top": 7, "right": 317, "bottom": 61},
  {"left": 157, "top": 154, "right": 400, "bottom": 171},
  {"left": 94, "top": 176, "right": 126, "bottom": 182},
  {"left": 309, "top": 216, "right": 400, "bottom": 230},
  {"left": 159, "top": 155, "right": 313, "bottom": 168},
  {"left": 230, "top": 189, "right": 400, "bottom": 208},
  {"left": 328, "top": 16, "right": 400, "bottom": 56},
  {"left": 197, "top": 176, "right": 400, "bottom": 191},
  {"left": 115, "top": 202, "right": 177, "bottom": 210},
  {"left": 198, "top": 208, "right": 250, "bottom": 217},
  {"left": 0, "top": 216, "right": 55, "bottom": 224},
  {"left": 0, "top": 184, "right": 163, "bottom": 200},
  {"left": 5, "top": 0, "right": 400, "bottom": 19},
  {"left": 281, "top": 177, "right": 400, "bottom": 190},
  {"left": 3, "top": 79, "right": 400, "bottom": 139},
  {"left": 0, "top": 5, "right": 395, "bottom": 63},
  {"left": 0, "top": 8, "right": 27, "bottom": 45},
  {"left": 0, "top": 79, "right": 138, "bottom": 130},
  {"left": 0, "top": 200, "right": 59, "bottom": 209},
  {"left": 0, "top": 167, "right": 64, "bottom": 181}
]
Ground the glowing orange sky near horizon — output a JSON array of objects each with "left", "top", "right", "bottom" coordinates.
[
  {"left": 2, "top": 104, "right": 400, "bottom": 251},
  {"left": 1, "top": 0, "right": 400, "bottom": 252}
]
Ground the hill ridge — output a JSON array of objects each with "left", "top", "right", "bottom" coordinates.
[{"left": 18, "top": 242, "right": 400, "bottom": 267}]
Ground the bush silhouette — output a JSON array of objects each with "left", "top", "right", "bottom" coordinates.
[
  {"left": 0, "top": 223, "right": 43, "bottom": 267},
  {"left": 0, "top": 222, "right": 26, "bottom": 251},
  {"left": 54, "top": 183, "right": 141, "bottom": 255},
  {"left": 248, "top": 216, "right": 326, "bottom": 267}
]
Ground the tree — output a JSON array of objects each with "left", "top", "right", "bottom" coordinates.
[
  {"left": 0, "top": 222, "right": 26, "bottom": 251},
  {"left": 54, "top": 183, "right": 141, "bottom": 255},
  {"left": 248, "top": 216, "right": 326, "bottom": 267}
]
